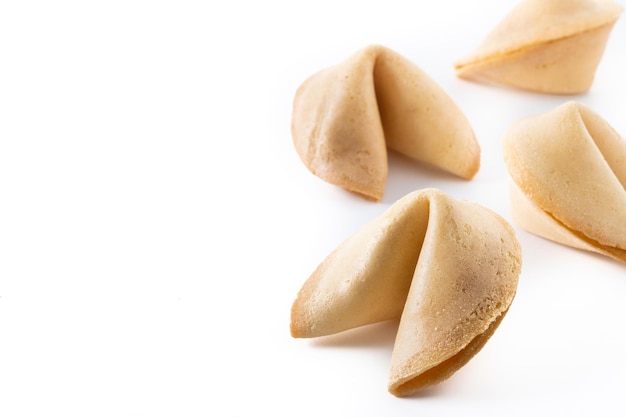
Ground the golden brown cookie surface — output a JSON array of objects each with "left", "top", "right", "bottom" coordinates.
[
  {"left": 455, "top": 0, "right": 623, "bottom": 94},
  {"left": 292, "top": 45, "right": 480, "bottom": 201},
  {"left": 290, "top": 189, "right": 522, "bottom": 396}
]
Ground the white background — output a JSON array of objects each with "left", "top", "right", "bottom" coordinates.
[{"left": 1, "top": 0, "right": 625, "bottom": 415}]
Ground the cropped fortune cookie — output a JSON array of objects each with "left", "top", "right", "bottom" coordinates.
[
  {"left": 503, "top": 101, "right": 626, "bottom": 263},
  {"left": 455, "top": 0, "right": 623, "bottom": 94}
]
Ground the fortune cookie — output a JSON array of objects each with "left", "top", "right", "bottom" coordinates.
[
  {"left": 503, "top": 101, "right": 626, "bottom": 263},
  {"left": 290, "top": 189, "right": 521, "bottom": 396},
  {"left": 292, "top": 45, "right": 480, "bottom": 201},
  {"left": 455, "top": 0, "right": 624, "bottom": 94}
]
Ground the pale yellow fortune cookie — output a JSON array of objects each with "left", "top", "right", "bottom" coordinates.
[
  {"left": 292, "top": 45, "right": 480, "bottom": 201},
  {"left": 455, "top": 0, "right": 623, "bottom": 94},
  {"left": 503, "top": 101, "right": 626, "bottom": 263},
  {"left": 290, "top": 189, "right": 521, "bottom": 396}
]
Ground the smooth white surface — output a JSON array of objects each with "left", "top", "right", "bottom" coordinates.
[{"left": 1, "top": 1, "right": 625, "bottom": 415}]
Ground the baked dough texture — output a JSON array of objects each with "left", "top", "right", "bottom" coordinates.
[
  {"left": 454, "top": 0, "right": 623, "bottom": 94},
  {"left": 290, "top": 189, "right": 521, "bottom": 396},
  {"left": 503, "top": 101, "right": 626, "bottom": 263},
  {"left": 292, "top": 45, "right": 480, "bottom": 201}
]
